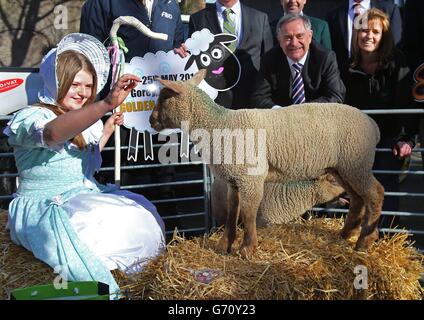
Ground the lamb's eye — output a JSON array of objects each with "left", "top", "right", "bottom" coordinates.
[
  {"left": 211, "top": 48, "right": 223, "bottom": 60},
  {"left": 200, "top": 53, "right": 211, "bottom": 67}
]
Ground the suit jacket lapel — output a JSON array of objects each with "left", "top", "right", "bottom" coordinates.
[
  {"left": 205, "top": 6, "right": 222, "bottom": 34},
  {"left": 239, "top": 4, "right": 251, "bottom": 49},
  {"left": 278, "top": 50, "right": 291, "bottom": 101},
  {"left": 302, "top": 50, "right": 311, "bottom": 96},
  {"left": 152, "top": 0, "right": 158, "bottom": 14}
]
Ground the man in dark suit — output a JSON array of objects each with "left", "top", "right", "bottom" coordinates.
[
  {"left": 270, "top": 0, "right": 332, "bottom": 50},
  {"left": 80, "top": 0, "right": 185, "bottom": 61},
  {"left": 251, "top": 14, "right": 345, "bottom": 108},
  {"left": 187, "top": 0, "right": 274, "bottom": 109},
  {"left": 327, "top": 0, "right": 403, "bottom": 72}
]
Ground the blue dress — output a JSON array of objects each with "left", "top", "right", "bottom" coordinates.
[{"left": 4, "top": 107, "right": 165, "bottom": 299}]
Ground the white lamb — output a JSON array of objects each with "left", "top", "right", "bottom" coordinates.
[
  {"left": 150, "top": 70, "right": 384, "bottom": 257},
  {"left": 211, "top": 174, "right": 345, "bottom": 227}
]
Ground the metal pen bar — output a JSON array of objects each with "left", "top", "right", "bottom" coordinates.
[
  {"left": 151, "top": 196, "right": 204, "bottom": 204},
  {"left": 362, "top": 109, "right": 424, "bottom": 114},
  {"left": 121, "top": 179, "right": 204, "bottom": 189},
  {"left": 162, "top": 212, "right": 206, "bottom": 220},
  {"left": 373, "top": 170, "right": 424, "bottom": 175},
  {"left": 384, "top": 192, "right": 424, "bottom": 197},
  {"left": 0, "top": 173, "right": 18, "bottom": 178},
  {"left": 98, "top": 161, "right": 203, "bottom": 171},
  {"left": 379, "top": 228, "right": 424, "bottom": 236},
  {"left": 165, "top": 227, "right": 207, "bottom": 235},
  {"left": 311, "top": 207, "right": 424, "bottom": 217},
  {"left": 0, "top": 153, "right": 14, "bottom": 157},
  {"left": 202, "top": 163, "right": 210, "bottom": 232}
]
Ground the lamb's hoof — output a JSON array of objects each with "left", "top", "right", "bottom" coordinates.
[
  {"left": 355, "top": 231, "right": 378, "bottom": 251},
  {"left": 354, "top": 239, "right": 372, "bottom": 252},
  {"left": 216, "top": 237, "right": 231, "bottom": 254},
  {"left": 239, "top": 245, "right": 257, "bottom": 259},
  {"left": 340, "top": 227, "right": 360, "bottom": 240}
]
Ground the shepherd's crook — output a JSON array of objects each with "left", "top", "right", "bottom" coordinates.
[{"left": 108, "top": 16, "right": 168, "bottom": 186}]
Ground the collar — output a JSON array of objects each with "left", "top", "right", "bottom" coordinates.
[
  {"left": 349, "top": 0, "right": 371, "bottom": 10},
  {"left": 142, "top": 0, "right": 154, "bottom": 19},
  {"left": 216, "top": 0, "right": 241, "bottom": 16},
  {"left": 284, "top": 10, "right": 304, "bottom": 15},
  {"left": 286, "top": 52, "right": 308, "bottom": 69}
]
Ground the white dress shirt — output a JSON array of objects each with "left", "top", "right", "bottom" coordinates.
[
  {"left": 215, "top": 0, "right": 243, "bottom": 46},
  {"left": 287, "top": 53, "right": 309, "bottom": 81},
  {"left": 144, "top": 0, "right": 154, "bottom": 20}
]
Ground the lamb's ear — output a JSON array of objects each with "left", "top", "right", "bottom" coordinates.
[
  {"left": 187, "top": 69, "right": 207, "bottom": 86},
  {"left": 158, "top": 78, "right": 186, "bottom": 95}
]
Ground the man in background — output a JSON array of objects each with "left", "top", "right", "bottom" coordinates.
[
  {"left": 182, "top": 0, "right": 274, "bottom": 109},
  {"left": 270, "top": 0, "right": 332, "bottom": 50}
]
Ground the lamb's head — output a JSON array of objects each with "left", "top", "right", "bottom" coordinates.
[
  {"left": 149, "top": 69, "right": 207, "bottom": 132},
  {"left": 315, "top": 173, "right": 345, "bottom": 204}
]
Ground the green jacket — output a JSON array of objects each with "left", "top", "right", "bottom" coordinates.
[{"left": 308, "top": 15, "right": 332, "bottom": 50}]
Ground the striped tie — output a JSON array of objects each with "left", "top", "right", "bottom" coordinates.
[
  {"left": 352, "top": 0, "right": 363, "bottom": 31},
  {"left": 223, "top": 8, "right": 236, "bottom": 52},
  {"left": 351, "top": 0, "right": 363, "bottom": 54},
  {"left": 291, "top": 63, "right": 305, "bottom": 104}
]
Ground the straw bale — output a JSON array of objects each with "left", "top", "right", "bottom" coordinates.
[{"left": 1, "top": 210, "right": 423, "bottom": 300}]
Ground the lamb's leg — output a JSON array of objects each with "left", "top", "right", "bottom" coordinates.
[
  {"left": 238, "top": 182, "right": 264, "bottom": 258},
  {"left": 217, "top": 184, "right": 240, "bottom": 254},
  {"left": 340, "top": 192, "right": 365, "bottom": 239},
  {"left": 355, "top": 177, "right": 384, "bottom": 251},
  {"left": 326, "top": 171, "right": 366, "bottom": 239},
  {"left": 211, "top": 179, "right": 229, "bottom": 226}
]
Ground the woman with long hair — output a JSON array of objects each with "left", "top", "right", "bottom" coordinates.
[
  {"left": 344, "top": 8, "right": 416, "bottom": 227},
  {"left": 3, "top": 33, "right": 165, "bottom": 298}
]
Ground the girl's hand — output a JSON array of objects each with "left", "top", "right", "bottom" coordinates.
[
  {"left": 104, "top": 74, "right": 140, "bottom": 109},
  {"left": 104, "top": 112, "right": 124, "bottom": 138}
]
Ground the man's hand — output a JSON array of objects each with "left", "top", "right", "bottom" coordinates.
[
  {"left": 392, "top": 141, "right": 412, "bottom": 159},
  {"left": 174, "top": 43, "right": 189, "bottom": 58},
  {"left": 104, "top": 74, "right": 140, "bottom": 110}
]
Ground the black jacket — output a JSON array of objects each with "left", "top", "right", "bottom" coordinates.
[
  {"left": 250, "top": 41, "right": 346, "bottom": 108},
  {"left": 344, "top": 49, "right": 416, "bottom": 146},
  {"left": 80, "top": 0, "right": 184, "bottom": 61},
  {"left": 189, "top": 3, "right": 273, "bottom": 109},
  {"left": 404, "top": 0, "right": 424, "bottom": 71}
]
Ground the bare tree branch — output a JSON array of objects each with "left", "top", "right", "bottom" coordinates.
[
  {"left": 16, "top": 0, "right": 30, "bottom": 38},
  {"left": 0, "top": 2, "right": 13, "bottom": 31}
]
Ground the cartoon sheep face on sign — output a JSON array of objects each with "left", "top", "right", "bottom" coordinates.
[{"left": 184, "top": 29, "right": 241, "bottom": 91}]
